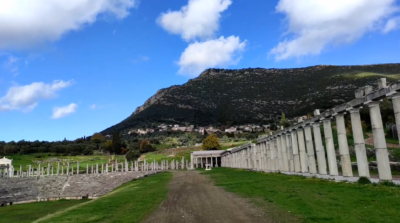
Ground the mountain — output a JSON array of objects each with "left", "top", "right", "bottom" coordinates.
[{"left": 101, "top": 64, "right": 400, "bottom": 135}]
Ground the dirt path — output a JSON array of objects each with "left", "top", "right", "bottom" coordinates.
[
  {"left": 365, "top": 133, "right": 399, "bottom": 148},
  {"left": 141, "top": 171, "right": 271, "bottom": 223}
]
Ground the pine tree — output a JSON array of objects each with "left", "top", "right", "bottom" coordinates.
[{"left": 112, "top": 131, "right": 121, "bottom": 154}]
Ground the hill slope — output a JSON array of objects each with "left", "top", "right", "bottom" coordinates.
[{"left": 101, "top": 64, "right": 400, "bottom": 134}]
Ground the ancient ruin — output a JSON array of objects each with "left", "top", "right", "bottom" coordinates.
[{"left": 219, "top": 78, "right": 400, "bottom": 184}]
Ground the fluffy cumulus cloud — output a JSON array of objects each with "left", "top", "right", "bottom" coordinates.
[
  {"left": 178, "top": 36, "right": 246, "bottom": 76},
  {"left": 270, "top": 0, "right": 399, "bottom": 60},
  {"left": 0, "top": 0, "right": 137, "bottom": 49},
  {"left": 0, "top": 80, "right": 73, "bottom": 112},
  {"left": 52, "top": 103, "right": 77, "bottom": 119},
  {"left": 157, "top": 0, "right": 232, "bottom": 41}
]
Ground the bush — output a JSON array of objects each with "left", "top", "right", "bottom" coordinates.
[
  {"left": 380, "top": 180, "right": 397, "bottom": 187},
  {"left": 126, "top": 150, "right": 141, "bottom": 162},
  {"left": 35, "top": 155, "right": 42, "bottom": 158},
  {"left": 202, "top": 135, "right": 221, "bottom": 150},
  {"left": 358, "top": 177, "right": 371, "bottom": 185},
  {"left": 82, "top": 148, "right": 93, "bottom": 155}
]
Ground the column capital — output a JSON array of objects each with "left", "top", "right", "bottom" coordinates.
[
  {"left": 348, "top": 107, "right": 361, "bottom": 113},
  {"left": 332, "top": 112, "right": 346, "bottom": 117},
  {"left": 366, "top": 100, "right": 381, "bottom": 107}
]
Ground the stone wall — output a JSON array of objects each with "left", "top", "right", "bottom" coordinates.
[{"left": 0, "top": 171, "right": 157, "bottom": 205}]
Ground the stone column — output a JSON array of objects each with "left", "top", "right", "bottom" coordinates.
[
  {"left": 368, "top": 101, "right": 392, "bottom": 180},
  {"left": 77, "top": 162, "right": 79, "bottom": 175},
  {"left": 322, "top": 119, "right": 339, "bottom": 176},
  {"left": 106, "top": 163, "right": 109, "bottom": 173},
  {"left": 335, "top": 113, "right": 353, "bottom": 177},
  {"left": 37, "top": 164, "right": 41, "bottom": 176},
  {"left": 349, "top": 108, "right": 370, "bottom": 178},
  {"left": 290, "top": 130, "right": 301, "bottom": 173},
  {"left": 312, "top": 123, "right": 327, "bottom": 175},
  {"left": 66, "top": 163, "right": 69, "bottom": 175},
  {"left": 86, "top": 164, "right": 89, "bottom": 174},
  {"left": 297, "top": 128, "right": 308, "bottom": 173},
  {"left": 47, "top": 164, "right": 50, "bottom": 176},
  {"left": 391, "top": 94, "right": 400, "bottom": 144},
  {"left": 61, "top": 166, "right": 64, "bottom": 175},
  {"left": 304, "top": 125, "right": 317, "bottom": 174},
  {"left": 286, "top": 133, "right": 294, "bottom": 172},
  {"left": 276, "top": 136, "right": 283, "bottom": 171},
  {"left": 273, "top": 138, "right": 279, "bottom": 171},
  {"left": 280, "top": 135, "right": 289, "bottom": 172},
  {"left": 57, "top": 163, "right": 60, "bottom": 175},
  {"left": 91, "top": 165, "right": 93, "bottom": 174},
  {"left": 96, "top": 164, "right": 99, "bottom": 174}
]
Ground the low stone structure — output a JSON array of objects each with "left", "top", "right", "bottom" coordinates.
[
  {"left": 0, "top": 157, "right": 192, "bottom": 206},
  {"left": 0, "top": 171, "right": 157, "bottom": 206},
  {"left": 190, "top": 150, "right": 225, "bottom": 169}
]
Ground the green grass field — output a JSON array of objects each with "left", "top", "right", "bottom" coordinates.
[
  {"left": 35, "top": 172, "right": 172, "bottom": 223},
  {"left": 204, "top": 168, "right": 400, "bottom": 223},
  {"left": 0, "top": 200, "right": 88, "bottom": 223}
]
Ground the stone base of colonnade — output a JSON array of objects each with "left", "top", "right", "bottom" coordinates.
[{"left": 247, "top": 168, "right": 400, "bottom": 185}]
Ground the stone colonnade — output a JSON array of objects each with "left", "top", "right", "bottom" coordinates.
[
  {"left": 222, "top": 78, "right": 400, "bottom": 181},
  {"left": 0, "top": 158, "right": 190, "bottom": 179}
]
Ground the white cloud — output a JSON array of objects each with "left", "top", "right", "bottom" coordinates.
[
  {"left": 384, "top": 16, "right": 400, "bottom": 33},
  {"left": 0, "top": 0, "right": 137, "bottom": 49},
  {"left": 157, "top": 0, "right": 232, "bottom": 41},
  {"left": 52, "top": 103, "right": 77, "bottom": 119},
  {"left": 90, "top": 104, "right": 97, "bottom": 110},
  {"left": 3, "top": 56, "right": 19, "bottom": 76},
  {"left": 270, "top": 0, "right": 399, "bottom": 60},
  {"left": 178, "top": 36, "right": 246, "bottom": 76},
  {"left": 0, "top": 80, "right": 73, "bottom": 112}
]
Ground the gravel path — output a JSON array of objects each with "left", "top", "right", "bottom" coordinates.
[{"left": 141, "top": 171, "right": 271, "bottom": 223}]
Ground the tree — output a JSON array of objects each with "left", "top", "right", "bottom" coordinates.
[
  {"left": 91, "top": 133, "right": 105, "bottom": 144},
  {"left": 279, "top": 113, "right": 291, "bottom": 128},
  {"left": 112, "top": 131, "right": 121, "bottom": 154},
  {"left": 126, "top": 149, "right": 141, "bottom": 162},
  {"left": 105, "top": 140, "right": 113, "bottom": 153},
  {"left": 202, "top": 135, "right": 221, "bottom": 150}
]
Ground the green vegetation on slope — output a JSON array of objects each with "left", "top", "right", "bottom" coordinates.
[
  {"left": 102, "top": 64, "right": 400, "bottom": 134},
  {"left": 0, "top": 200, "right": 88, "bottom": 223},
  {"left": 37, "top": 172, "right": 172, "bottom": 223},
  {"left": 204, "top": 168, "right": 400, "bottom": 223}
]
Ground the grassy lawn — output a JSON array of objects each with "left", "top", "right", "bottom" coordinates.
[
  {"left": 204, "top": 168, "right": 400, "bottom": 223},
  {"left": 0, "top": 200, "right": 88, "bottom": 223},
  {"left": 36, "top": 172, "right": 172, "bottom": 223}
]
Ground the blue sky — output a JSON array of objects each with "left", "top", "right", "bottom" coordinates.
[{"left": 1, "top": 0, "right": 400, "bottom": 142}]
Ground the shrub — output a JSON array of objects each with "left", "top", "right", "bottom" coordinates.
[
  {"left": 380, "top": 180, "right": 397, "bottom": 187},
  {"left": 82, "top": 148, "right": 93, "bottom": 156},
  {"left": 202, "top": 135, "right": 221, "bottom": 150},
  {"left": 358, "top": 177, "right": 371, "bottom": 185},
  {"left": 126, "top": 150, "right": 141, "bottom": 162}
]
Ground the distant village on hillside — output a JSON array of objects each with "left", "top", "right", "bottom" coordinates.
[{"left": 105, "top": 115, "right": 311, "bottom": 138}]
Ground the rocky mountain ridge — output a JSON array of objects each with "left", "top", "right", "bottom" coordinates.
[{"left": 101, "top": 64, "right": 400, "bottom": 135}]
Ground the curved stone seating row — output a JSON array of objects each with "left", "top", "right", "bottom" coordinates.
[{"left": 0, "top": 171, "right": 158, "bottom": 206}]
